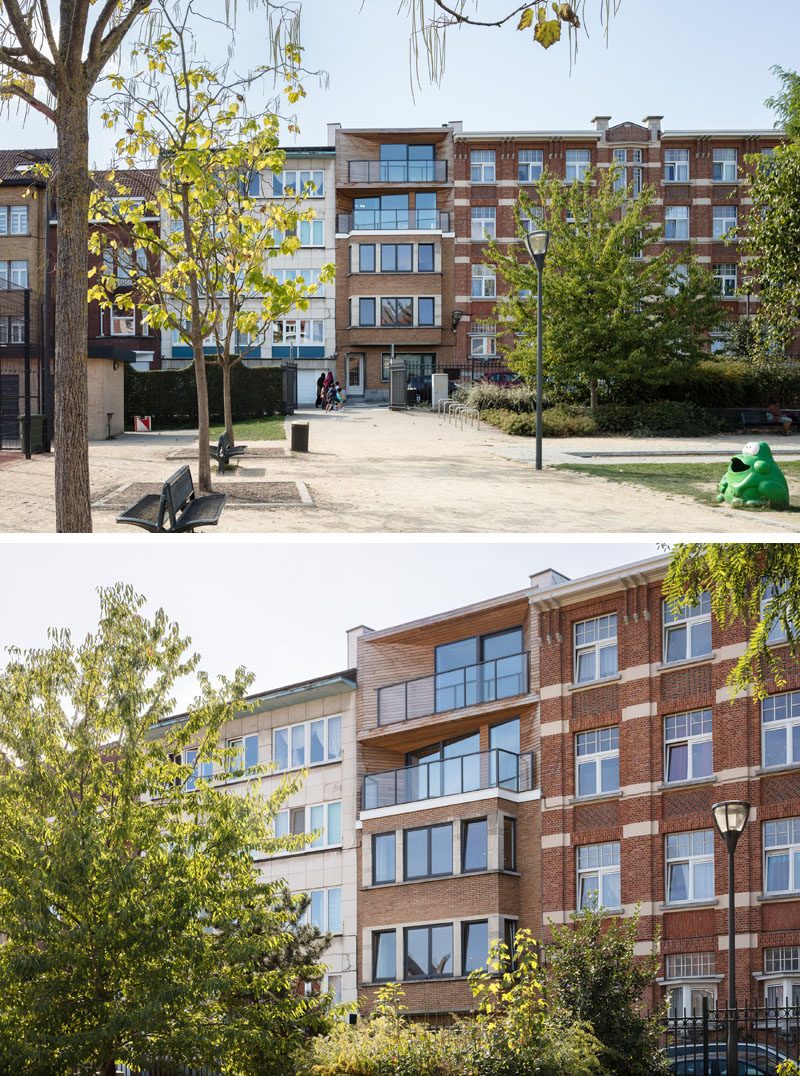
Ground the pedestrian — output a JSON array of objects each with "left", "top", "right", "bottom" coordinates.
[
  {"left": 767, "top": 401, "right": 793, "bottom": 435},
  {"left": 325, "top": 381, "right": 337, "bottom": 412},
  {"left": 336, "top": 381, "right": 346, "bottom": 410},
  {"left": 315, "top": 371, "right": 326, "bottom": 409}
]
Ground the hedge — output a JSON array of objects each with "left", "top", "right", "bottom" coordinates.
[
  {"left": 124, "top": 362, "right": 283, "bottom": 427},
  {"left": 613, "top": 359, "right": 800, "bottom": 409}
]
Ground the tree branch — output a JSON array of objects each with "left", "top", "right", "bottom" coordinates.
[
  {"left": 0, "top": 44, "right": 45, "bottom": 78},
  {"left": 86, "top": 0, "right": 151, "bottom": 84},
  {"left": 0, "top": 80, "right": 56, "bottom": 121},
  {"left": 431, "top": 0, "right": 531, "bottom": 28},
  {"left": 0, "top": 0, "right": 55, "bottom": 77},
  {"left": 37, "top": 0, "right": 65, "bottom": 81}
]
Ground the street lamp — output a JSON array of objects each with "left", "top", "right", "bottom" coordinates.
[
  {"left": 712, "top": 800, "right": 750, "bottom": 1076},
  {"left": 522, "top": 229, "right": 550, "bottom": 471}
]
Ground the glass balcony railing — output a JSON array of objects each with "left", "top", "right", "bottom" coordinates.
[
  {"left": 362, "top": 748, "right": 535, "bottom": 810},
  {"left": 336, "top": 210, "right": 451, "bottom": 233},
  {"left": 347, "top": 160, "right": 448, "bottom": 184},
  {"left": 377, "top": 651, "right": 528, "bottom": 726}
]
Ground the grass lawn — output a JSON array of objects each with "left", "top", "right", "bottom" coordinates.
[
  {"left": 554, "top": 460, "right": 800, "bottom": 512},
  {"left": 208, "top": 415, "right": 285, "bottom": 441}
]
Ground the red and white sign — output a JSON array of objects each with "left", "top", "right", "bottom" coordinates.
[{"left": 133, "top": 415, "right": 153, "bottom": 433}]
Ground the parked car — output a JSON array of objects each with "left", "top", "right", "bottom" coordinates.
[
  {"left": 479, "top": 370, "right": 523, "bottom": 387},
  {"left": 406, "top": 375, "right": 431, "bottom": 404},
  {"left": 666, "top": 1041, "right": 789, "bottom": 1074}
]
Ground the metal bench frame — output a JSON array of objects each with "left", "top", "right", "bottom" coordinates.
[
  {"left": 116, "top": 466, "right": 227, "bottom": 533},
  {"left": 209, "top": 431, "right": 247, "bottom": 474}
]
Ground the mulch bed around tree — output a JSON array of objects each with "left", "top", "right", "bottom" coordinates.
[
  {"left": 166, "top": 445, "right": 288, "bottom": 459},
  {"left": 93, "top": 481, "right": 311, "bottom": 510}
]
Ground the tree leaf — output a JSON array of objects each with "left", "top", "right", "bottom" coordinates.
[
  {"left": 534, "top": 11, "right": 562, "bottom": 49},
  {"left": 517, "top": 8, "right": 534, "bottom": 30}
]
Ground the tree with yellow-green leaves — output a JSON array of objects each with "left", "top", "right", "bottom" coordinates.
[{"left": 0, "top": 584, "right": 335, "bottom": 1076}]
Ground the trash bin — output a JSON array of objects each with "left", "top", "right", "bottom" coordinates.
[
  {"left": 19, "top": 413, "right": 45, "bottom": 453},
  {"left": 290, "top": 421, "right": 309, "bottom": 452}
]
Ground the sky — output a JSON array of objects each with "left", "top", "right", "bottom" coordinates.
[
  {"left": 0, "top": 539, "right": 659, "bottom": 708},
  {"left": 1, "top": 0, "right": 796, "bottom": 164}
]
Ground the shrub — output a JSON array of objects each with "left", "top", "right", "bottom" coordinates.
[
  {"left": 614, "top": 358, "right": 800, "bottom": 410},
  {"left": 481, "top": 407, "right": 597, "bottom": 438},
  {"left": 454, "top": 382, "right": 538, "bottom": 414},
  {"left": 594, "top": 401, "right": 727, "bottom": 437},
  {"left": 124, "top": 362, "right": 283, "bottom": 427}
]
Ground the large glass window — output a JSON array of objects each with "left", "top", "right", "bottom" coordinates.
[
  {"left": 358, "top": 297, "right": 376, "bottom": 326},
  {"left": 490, "top": 717, "right": 521, "bottom": 788},
  {"left": 712, "top": 149, "right": 738, "bottom": 182},
  {"left": 663, "top": 594, "right": 712, "bottom": 664},
  {"left": 418, "top": 243, "right": 435, "bottom": 272},
  {"left": 463, "top": 920, "right": 489, "bottom": 973},
  {"left": 712, "top": 205, "right": 737, "bottom": 239},
  {"left": 713, "top": 263, "right": 737, "bottom": 297},
  {"left": 273, "top": 716, "right": 341, "bottom": 771},
  {"left": 577, "top": 842, "right": 621, "bottom": 910},
  {"left": 565, "top": 148, "right": 591, "bottom": 182},
  {"left": 273, "top": 801, "right": 341, "bottom": 852},
  {"left": 764, "top": 948, "right": 800, "bottom": 1008},
  {"left": 275, "top": 168, "right": 325, "bottom": 198},
  {"left": 227, "top": 734, "right": 259, "bottom": 773},
  {"left": 373, "top": 832, "right": 396, "bottom": 885},
  {"left": 665, "top": 205, "right": 690, "bottom": 240},
  {"left": 471, "top": 264, "right": 496, "bottom": 298},
  {"left": 354, "top": 193, "right": 409, "bottom": 230},
  {"left": 359, "top": 244, "right": 376, "bottom": 272},
  {"left": 664, "top": 709, "right": 713, "bottom": 783},
  {"left": 0, "top": 205, "right": 28, "bottom": 235},
  {"left": 471, "top": 150, "right": 496, "bottom": 183},
  {"left": 665, "top": 830, "right": 715, "bottom": 904},
  {"left": 381, "top": 243, "right": 413, "bottom": 272},
  {"left": 471, "top": 206, "right": 496, "bottom": 240},
  {"left": 518, "top": 149, "right": 543, "bottom": 183},
  {"left": 462, "top": 818, "right": 488, "bottom": 873},
  {"left": 765, "top": 818, "right": 800, "bottom": 894},
  {"left": 306, "top": 887, "right": 342, "bottom": 932},
  {"left": 434, "top": 627, "right": 524, "bottom": 712},
  {"left": 297, "top": 219, "right": 324, "bottom": 247},
  {"left": 418, "top": 297, "right": 435, "bottom": 326},
  {"left": 664, "top": 149, "right": 690, "bottom": 182},
  {"left": 574, "top": 614, "right": 618, "bottom": 685},
  {"left": 404, "top": 823, "right": 452, "bottom": 880},
  {"left": 762, "top": 582, "right": 793, "bottom": 645},
  {"left": 763, "top": 691, "right": 800, "bottom": 769},
  {"left": 404, "top": 924, "right": 453, "bottom": 979},
  {"left": 503, "top": 816, "right": 517, "bottom": 871},
  {"left": 380, "top": 297, "right": 414, "bottom": 327},
  {"left": 373, "top": 930, "right": 396, "bottom": 981},
  {"left": 575, "top": 727, "right": 619, "bottom": 797},
  {"left": 379, "top": 142, "right": 435, "bottom": 182}
]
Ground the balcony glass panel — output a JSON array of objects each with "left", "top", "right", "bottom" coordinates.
[{"left": 362, "top": 748, "right": 534, "bottom": 810}]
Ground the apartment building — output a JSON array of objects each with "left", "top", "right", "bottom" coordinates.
[
  {"left": 332, "top": 123, "right": 457, "bottom": 401},
  {"left": 350, "top": 574, "right": 561, "bottom": 1016},
  {"left": 453, "top": 116, "right": 783, "bottom": 369}
]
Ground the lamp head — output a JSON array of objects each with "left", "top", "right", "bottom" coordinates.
[
  {"left": 523, "top": 229, "right": 550, "bottom": 261},
  {"left": 712, "top": 800, "right": 750, "bottom": 852}
]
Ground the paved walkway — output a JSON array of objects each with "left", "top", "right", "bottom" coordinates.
[{"left": 1, "top": 404, "right": 799, "bottom": 533}]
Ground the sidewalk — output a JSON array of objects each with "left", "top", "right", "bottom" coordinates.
[{"left": 1, "top": 406, "right": 798, "bottom": 533}]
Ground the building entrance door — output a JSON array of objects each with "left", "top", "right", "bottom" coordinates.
[{"left": 346, "top": 353, "right": 364, "bottom": 397}]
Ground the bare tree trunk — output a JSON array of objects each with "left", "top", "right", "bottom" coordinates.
[
  {"left": 222, "top": 361, "right": 234, "bottom": 446},
  {"left": 180, "top": 186, "right": 211, "bottom": 491},
  {"left": 589, "top": 377, "right": 599, "bottom": 412},
  {"left": 54, "top": 91, "right": 92, "bottom": 532}
]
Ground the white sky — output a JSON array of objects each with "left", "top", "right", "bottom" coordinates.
[
  {"left": 1, "top": 539, "right": 658, "bottom": 708},
  {"left": 1, "top": 0, "right": 795, "bottom": 162}
]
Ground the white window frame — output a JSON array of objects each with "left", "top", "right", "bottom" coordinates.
[
  {"left": 664, "top": 709, "right": 713, "bottom": 784},
  {"left": 273, "top": 714, "right": 342, "bottom": 772},
  {"left": 712, "top": 205, "right": 737, "bottom": 240},
  {"left": 713, "top": 263, "right": 737, "bottom": 297},
  {"left": 665, "top": 830, "right": 715, "bottom": 905},
  {"left": 518, "top": 149, "right": 543, "bottom": 183},
  {"left": 110, "top": 304, "right": 136, "bottom": 336},
  {"left": 763, "top": 691, "right": 800, "bottom": 770},
  {"left": 667, "top": 983, "right": 718, "bottom": 1018},
  {"left": 664, "top": 205, "right": 689, "bottom": 241},
  {"left": 470, "top": 150, "right": 496, "bottom": 183},
  {"left": 577, "top": 841, "right": 621, "bottom": 911},
  {"left": 712, "top": 149, "right": 738, "bottom": 182},
  {"left": 297, "top": 219, "right": 324, "bottom": 247},
  {"left": 9, "top": 205, "right": 28, "bottom": 234},
  {"left": 662, "top": 593, "right": 712, "bottom": 665},
  {"left": 273, "top": 318, "right": 325, "bottom": 346},
  {"left": 277, "top": 168, "right": 325, "bottom": 198},
  {"left": 764, "top": 948, "right": 800, "bottom": 1008},
  {"left": 765, "top": 818, "right": 800, "bottom": 894},
  {"left": 565, "top": 148, "right": 591, "bottom": 183},
  {"left": 471, "top": 264, "right": 496, "bottom": 299},
  {"left": 664, "top": 149, "right": 690, "bottom": 182},
  {"left": 575, "top": 726, "right": 619, "bottom": 798},
  {"left": 471, "top": 206, "right": 496, "bottom": 240},
  {"left": 274, "top": 800, "right": 342, "bottom": 853},
  {"left": 573, "top": 613, "right": 618, "bottom": 685},
  {"left": 469, "top": 334, "right": 496, "bottom": 357},
  {"left": 9, "top": 317, "right": 25, "bottom": 344},
  {"left": 226, "top": 733, "right": 259, "bottom": 774},
  {"left": 305, "top": 886, "right": 343, "bottom": 933}
]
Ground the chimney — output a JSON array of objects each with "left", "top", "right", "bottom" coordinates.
[
  {"left": 448, "top": 120, "right": 463, "bottom": 133},
  {"left": 346, "top": 625, "right": 372, "bottom": 668},
  {"left": 529, "top": 569, "right": 570, "bottom": 591},
  {"left": 642, "top": 115, "right": 664, "bottom": 141},
  {"left": 592, "top": 115, "right": 611, "bottom": 134},
  {"left": 327, "top": 122, "right": 342, "bottom": 146}
]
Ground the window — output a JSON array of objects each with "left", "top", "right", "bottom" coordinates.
[
  {"left": 379, "top": 142, "right": 435, "bottom": 182},
  {"left": 381, "top": 297, "right": 413, "bottom": 327},
  {"left": 665, "top": 830, "right": 715, "bottom": 904},
  {"left": 664, "top": 206, "right": 689, "bottom": 241},
  {"left": 110, "top": 305, "right": 135, "bottom": 335},
  {"left": 666, "top": 263, "right": 689, "bottom": 296},
  {"left": 664, "top": 709, "right": 713, "bottom": 784},
  {"left": 272, "top": 267, "right": 322, "bottom": 291},
  {"left": 712, "top": 149, "right": 738, "bottom": 182},
  {"left": 273, "top": 801, "right": 342, "bottom": 851},
  {"left": 373, "top": 832, "right": 396, "bottom": 885},
  {"left": 404, "top": 823, "right": 452, "bottom": 880},
  {"left": 471, "top": 150, "right": 496, "bottom": 183},
  {"left": 404, "top": 924, "right": 453, "bottom": 979},
  {"left": 504, "top": 918, "right": 518, "bottom": 967},
  {"left": 663, "top": 593, "right": 712, "bottom": 664},
  {"left": 0, "top": 317, "right": 25, "bottom": 344},
  {"left": 227, "top": 733, "right": 259, "bottom": 773},
  {"left": 518, "top": 149, "right": 543, "bottom": 183},
  {"left": 574, "top": 613, "right": 618, "bottom": 685},
  {"left": 462, "top": 818, "right": 488, "bottom": 873},
  {"left": 575, "top": 727, "right": 620, "bottom": 797},
  {"left": 666, "top": 953, "right": 716, "bottom": 979},
  {"left": 373, "top": 930, "right": 396, "bottom": 981},
  {"left": 273, "top": 319, "right": 325, "bottom": 346},
  {"left": 472, "top": 264, "right": 496, "bottom": 298},
  {"left": 471, "top": 206, "right": 496, "bottom": 240},
  {"left": 272, "top": 715, "right": 341, "bottom": 771},
  {"left": 418, "top": 297, "right": 435, "bottom": 326},
  {"left": 380, "top": 243, "right": 413, "bottom": 272},
  {"left": 297, "top": 219, "right": 324, "bottom": 247},
  {"left": 765, "top": 947, "right": 800, "bottom": 974},
  {"left": 764, "top": 948, "right": 800, "bottom": 1009},
  {"left": 765, "top": 818, "right": 800, "bottom": 894},
  {"left": 664, "top": 149, "right": 690, "bottom": 182},
  {"left": 490, "top": 717, "right": 521, "bottom": 789},
  {"left": 712, "top": 205, "right": 737, "bottom": 240},
  {"left": 503, "top": 816, "right": 517, "bottom": 871},
  {"left": 763, "top": 582, "right": 793, "bottom": 645},
  {"left": 325, "top": 974, "right": 343, "bottom": 1003},
  {"left": 418, "top": 243, "right": 435, "bottom": 272},
  {"left": 470, "top": 334, "right": 496, "bottom": 357},
  {"left": 434, "top": 627, "right": 524, "bottom": 711},
  {"left": 275, "top": 168, "right": 325, "bottom": 198},
  {"left": 565, "top": 148, "right": 591, "bottom": 182},
  {"left": 358, "top": 244, "right": 376, "bottom": 272},
  {"left": 306, "top": 887, "right": 342, "bottom": 933},
  {"left": 665, "top": 953, "right": 717, "bottom": 1017},
  {"left": 713, "top": 263, "right": 737, "bottom": 297},
  {"left": 0, "top": 260, "right": 28, "bottom": 289},
  {"left": 763, "top": 692, "right": 800, "bottom": 769},
  {"left": 184, "top": 749, "right": 213, "bottom": 791},
  {"left": 462, "top": 920, "right": 489, "bottom": 973},
  {"left": 4, "top": 205, "right": 28, "bottom": 234},
  {"left": 358, "top": 297, "right": 376, "bottom": 326},
  {"left": 577, "top": 842, "right": 620, "bottom": 910}
]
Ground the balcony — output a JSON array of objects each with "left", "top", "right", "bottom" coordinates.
[
  {"left": 336, "top": 210, "right": 451, "bottom": 233},
  {"left": 347, "top": 160, "right": 448, "bottom": 184},
  {"left": 362, "top": 748, "right": 535, "bottom": 810},
  {"left": 377, "top": 651, "right": 529, "bottom": 726}
]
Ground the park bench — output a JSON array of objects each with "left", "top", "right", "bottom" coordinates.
[
  {"left": 116, "top": 465, "right": 227, "bottom": 533},
  {"left": 209, "top": 431, "right": 247, "bottom": 474},
  {"left": 740, "top": 408, "right": 796, "bottom": 435}
]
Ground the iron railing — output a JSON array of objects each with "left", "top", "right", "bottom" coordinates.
[
  {"left": 347, "top": 160, "right": 448, "bottom": 184},
  {"left": 662, "top": 1000, "right": 800, "bottom": 1074},
  {"left": 362, "top": 748, "right": 535, "bottom": 810},
  {"left": 377, "top": 651, "right": 529, "bottom": 726},
  {"left": 336, "top": 210, "right": 451, "bottom": 233}
]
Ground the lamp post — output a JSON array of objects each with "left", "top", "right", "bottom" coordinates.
[
  {"left": 522, "top": 229, "right": 550, "bottom": 471},
  {"left": 712, "top": 800, "right": 750, "bottom": 1076}
]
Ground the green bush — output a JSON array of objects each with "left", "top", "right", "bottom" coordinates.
[
  {"left": 615, "top": 358, "right": 800, "bottom": 409},
  {"left": 453, "top": 382, "right": 537, "bottom": 414},
  {"left": 124, "top": 362, "right": 283, "bottom": 427},
  {"left": 481, "top": 407, "right": 598, "bottom": 438},
  {"left": 594, "top": 401, "right": 728, "bottom": 437}
]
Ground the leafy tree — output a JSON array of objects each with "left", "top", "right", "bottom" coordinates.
[
  {"left": 725, "top": 313, "right": 757, "bottom": 359},
  {"left": 486, "top": 167, "right": 721, "bottom": 409},
  {"left": 545, "top": 906, "right": 668, "bottom": 1076},
  {"left": 664, "top": 542, "right": 800, "bottom": 701},
  {"left": 0, "top": 584, "right": 333, "bottom": 1076}
]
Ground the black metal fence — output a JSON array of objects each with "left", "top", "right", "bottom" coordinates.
[
  {"left": 662, "top": 1001, "right": 800, "bottom": 1073},
  {"left": 0, "top": 285, "right": 48, "bottom": 455}
]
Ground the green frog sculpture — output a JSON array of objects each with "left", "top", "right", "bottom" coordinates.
[{"left": 717, "top": 440, "right": 790, "bottom": 509}]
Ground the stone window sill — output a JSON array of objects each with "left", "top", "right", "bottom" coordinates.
[
  {"left": 567, "top": 673, "right": 622, "bottom": 693},
  {"left": 657, "top": 652, "right": 716, "bottom": 673}
]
